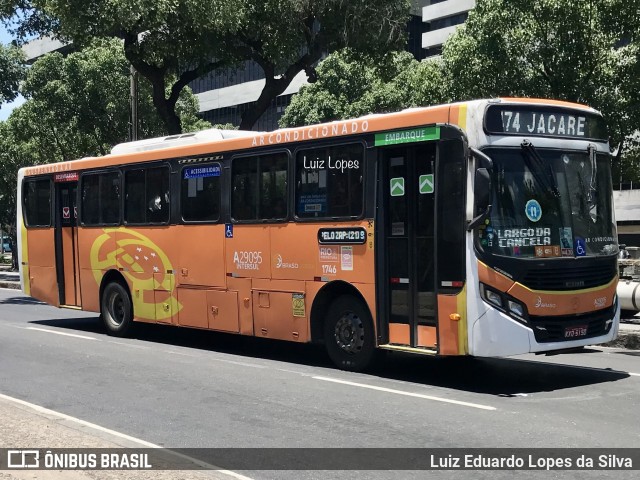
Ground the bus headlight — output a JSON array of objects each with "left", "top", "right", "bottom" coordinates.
[
  {"left": 480, "top": 283, "right": 529, "bottom": 325},
  {"left": 484, "top": 288, "right": 503, "bottom": 308},
  {"left": 507, "top": 300, "right": 527, "bottom": 322}
]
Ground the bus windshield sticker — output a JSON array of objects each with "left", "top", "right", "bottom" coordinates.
[
  {"left": 374, "top": 126, "right": 440, "bottom": 146},
  {"left": 534, "top": 245, "right": 561, "bottom": 258},
  {"left": 318, "top": 227, "right": 367, "bottom": 245},
  {"left": 560, "top": 227, "right": 573, "bottom": 256},
  {"left": 525, "top": 199, "right": 542, "bottom": 222},
  {"left": 340, "top": 246, "right": 353, "bottom": 271},
  {"left": 183, "top": 164, "right": 221, "bottom": 179}
]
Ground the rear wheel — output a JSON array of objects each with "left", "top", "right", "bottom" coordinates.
[
  {"left": 324, "top": 295, "right": 375, "bottom": 371},
  {"left": 101, "top": 281, "right": 133, "bottom": 337}
]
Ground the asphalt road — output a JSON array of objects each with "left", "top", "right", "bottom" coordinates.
[{"left": 1, "top": 288, "right": 640, "bottom": 480}]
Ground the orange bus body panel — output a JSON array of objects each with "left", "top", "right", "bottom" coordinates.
[
  {"left": 437, "top": 294, "right": 460, "bottom": 355},
  {"left": 27, "top": 228, "right": 58, "bottom": 306}
]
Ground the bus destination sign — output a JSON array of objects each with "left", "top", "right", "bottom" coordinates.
[
  {"left": 485, "top": 105, "right": 608, "bottom": 141},
  {"left": 317, "top": 227, "right": 367, "bottom": 245}
]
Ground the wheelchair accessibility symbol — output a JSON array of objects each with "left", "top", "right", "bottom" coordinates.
[
  {"left": 574, "top": 237, "right": 586, "bottom": 256},
  {"left": 225, "top": 224, "right": 233, "bottom": 238}
]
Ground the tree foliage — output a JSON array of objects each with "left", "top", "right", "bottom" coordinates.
[
  {"left": 280, "top": 50, "right": 447, "bottom": 127},
  {"left": 440, "top": 0, "right": 640, "bottom": 157},
  {"left": 0, "top": 42, "right": 25, "bottom": 106},
  {"left": 229, "top": 0, "right": 411, "bottom": 129},
  {"left": 0, "top": 1, "right": 56, "bottom": 40},
  {"left": 40, "top": 0, "right": 410, "bottom": 133},
  {"left": 13, "top": 39, "right": 208, "bottom": 161},
  {"left": 0, "top": 40, "right": 209, "bottom": 242}
]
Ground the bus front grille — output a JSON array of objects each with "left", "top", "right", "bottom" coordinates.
[
  {"left": 528, "top": 306, "right": 615, "bottom": 343},
  {"left": 521, "top": 261, "right": 617, "bottom": 291}
]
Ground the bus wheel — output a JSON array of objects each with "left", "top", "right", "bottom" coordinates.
[
  {"left": 324, "top": 295, "right": 375, "bottom": 372},
  {"left": 101, "top": 281, "right": 133, "bottom": 337}
]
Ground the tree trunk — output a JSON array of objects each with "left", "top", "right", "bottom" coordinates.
[
  {"left": 240, "top": 71, "right": 302, "bottom": 130},
  {"left": 150, "top": 82, "right": 182, "bottom": 135}
]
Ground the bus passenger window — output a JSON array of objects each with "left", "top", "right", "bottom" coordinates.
[
  {"left": 232, "top": 152, "right": 288, "bottom": 221},
  {"left": 146, "top": 167, "right": 170, "bottom": 223},
  {"left": 125, "top": 166, "right": 170, "bottom": 224},
  {"left": 295, "top": 143, "right": 363, "bottom": 219},
  {"left": 81, "top": 172, "right": 120, "bottom": 226},
  {"left": 181, "top": 163, "right": 221, "bottom": 222},
  {"left": 23, "top": 179, "right": 51, "bottom": 227}
]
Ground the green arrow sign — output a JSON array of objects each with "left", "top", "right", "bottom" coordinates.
[
  {"left": 390, "top": 177, "right": 405, "bottom": 197},
  {"left": 419, "top": 174, "right": 434, "bottom": 194}
]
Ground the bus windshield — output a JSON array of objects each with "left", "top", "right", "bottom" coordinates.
[{"left": 478, "top": 146, "right": 618, "bottom": 259}]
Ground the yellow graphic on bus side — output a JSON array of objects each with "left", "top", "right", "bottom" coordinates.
[{"left": 90, "top": 228, "right": 181, "bottom": 321}]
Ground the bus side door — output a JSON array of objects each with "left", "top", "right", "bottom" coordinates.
[{"left": 54, "top": 180, "right": 81, "bottom": 307}]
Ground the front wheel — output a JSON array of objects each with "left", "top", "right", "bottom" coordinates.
[
  {"left": 324, "top": 295, "right": 376, "bottom": 371},
  {"left": 101, "top": 281, "right": 133, "bottom": 337}
]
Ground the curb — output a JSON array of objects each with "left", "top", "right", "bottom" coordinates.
[
  {"left": 603, "top": 330, "right": 640, "bottom": 350},
  {"left": 0, "top": 280, "right": 20, "bottom": 290}
]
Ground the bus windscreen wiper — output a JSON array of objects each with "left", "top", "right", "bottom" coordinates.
[
  {"left": 586, "top": 144, "right": 598, "bottom": 222},
  {"left": 521, "top": 140, "right": 561, "bottom": 198}
]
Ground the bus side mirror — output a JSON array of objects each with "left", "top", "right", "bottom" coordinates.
[{"left": 467, "top": 168, "right": 492, "bottom": 231}]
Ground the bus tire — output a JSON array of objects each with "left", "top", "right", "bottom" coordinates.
[
  {"left": 101, "top": 281, "right": 133, "bottom": 337},
  {"left": 324, "top": 295, "right": 375, "bottom": 372}
]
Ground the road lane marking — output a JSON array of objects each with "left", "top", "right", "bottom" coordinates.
[
  {"left": 313, "top": 376, "right": 496, "bottom": 411},
  {"left": 108, "top": 340, "right": 150, "bottom": 350},
  {"left": 27, "top": 327, "right": 98, "bottom": 340},
  {"left": 0, "top": 392, "right": 255, "bottom": 480}
]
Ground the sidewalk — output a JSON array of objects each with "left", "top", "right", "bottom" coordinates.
[
  {"left": 0, "top": 264, "right": 19, "bottom": 290},
  {"left": 0, "top": 396, "right": 240, "bottom": 480}
]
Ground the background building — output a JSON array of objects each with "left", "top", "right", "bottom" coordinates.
[
  {"left": 422, "top": 0, "right": 475, "bottom": 57},
  {"left": 192, "top": 1, "right": 432, "bottom": 131}
]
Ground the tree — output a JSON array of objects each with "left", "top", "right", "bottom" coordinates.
[
  {"left": 41, "top": 0, "right": 410, "bottom": 133},
  {"left": 280, "top": 49, "right": 447, "bottom": 127},
  {"left": 228, "top": 0, "right": 411, "bottom": 129},
  {"left": 13, "top": 39, "right": 208, "bottom": 162},
  {"left": 0, "top": 0, "right": 56, "bottom": 40},
  {"left": 0, "top": 42, "right": 25, "bottom": 106},
  {"left": 0, "top": 40, "right": 209, "bottom": 265},
  {"left": 441, "top": 0, "right": 640, "bottom": 160}
]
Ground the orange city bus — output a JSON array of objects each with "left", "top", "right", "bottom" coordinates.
[{"left": 17, "top": 98, "right": 620, "bottom": 371}]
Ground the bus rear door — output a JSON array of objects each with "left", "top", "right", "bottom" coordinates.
[{"left": 54, "top": 176, "right": 81, "bottom": 307}]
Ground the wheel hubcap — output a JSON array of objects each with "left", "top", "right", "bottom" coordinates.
[
  {"left": 108, "top": 291, "right": 125, "bottom": 326},
  {"left": 334, "top": 312, "right": 365, "bottom": 354}
]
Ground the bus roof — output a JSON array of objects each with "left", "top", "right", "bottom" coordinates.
[{"left": 22, "top": 97, "right": 599, "bottom": 177}]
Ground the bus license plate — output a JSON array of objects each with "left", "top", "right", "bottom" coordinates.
[{"left": 564, "top": 325, "right": 588, "bottom": 338}]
